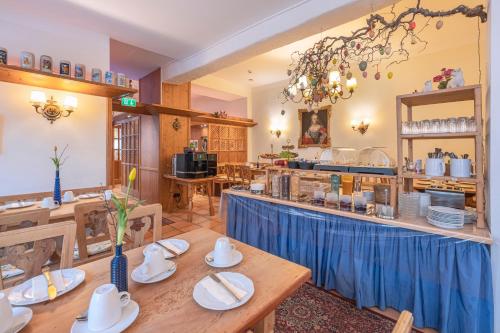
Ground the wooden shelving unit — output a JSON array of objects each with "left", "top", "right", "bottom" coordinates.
[
  {"left": 396, "top": 85, "right": 485, "bottom": 228},
  {"left": 0, "top": 64, "right": 137, "bottom": 98},
  {"left": 112, "top": 101, "right": 205, "bottom": 117}
]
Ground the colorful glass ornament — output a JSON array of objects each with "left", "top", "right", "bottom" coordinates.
[
  {"left": 346, "top": 72, "right": 353, "bottom": 80},
  {"left": 350, "top": 41, "right": 356, "bottom": 48},
  {"left": 436, "top": 20, "right": 444, "bottom": 30},
  {"left": 409, "top": 21, "right": 416, "bottom": 30},
  {"left": 359, "top": 61, "right": 367, "bottom": 71},
  {"left": 385, "top": 45, "right": 392, "bottom": 55},
  {"left": 387, "top": 72, "right": 394, "bottom": 79},
  {"left": 356, "top": 43, "right": 361, "bottom": 50},
  {"left": 375, "top": 72, "right": 381, "bottom": 80},
  {"left": 362, "top": 71, "right": 368, "bottom": 78}
]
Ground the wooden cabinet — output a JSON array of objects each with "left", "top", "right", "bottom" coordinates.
[{"left": 208, "top": 124, "right": 247, "bottom": 163}]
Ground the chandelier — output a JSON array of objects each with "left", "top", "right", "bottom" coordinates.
[{"left": 282, "top": 1, "right": 487, "bottom": 108}]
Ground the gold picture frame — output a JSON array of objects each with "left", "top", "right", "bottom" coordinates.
[{"left": 298, "top": 105, "right": 331, "bottom": 148}]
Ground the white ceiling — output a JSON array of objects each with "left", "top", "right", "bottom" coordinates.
[
  {"left": 210, "top": 0, "right": 486, "bottom": 88},
  {"left": 1, "top": 0, "right": 307, "bottom": 59}
]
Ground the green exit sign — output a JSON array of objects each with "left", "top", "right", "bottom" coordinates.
[{"left": 121, "top": 97, "right": 137, "bottom": 107}]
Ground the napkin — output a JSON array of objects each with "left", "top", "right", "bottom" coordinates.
[
  {"left": 31, "top": 270, "right": 65, "bottom": 299},
  {"left": 200, "top": 274, "right": 247, "bottom": 306},
  {"left": 158, "top": 241, "right": 182, "bottom": 254}
]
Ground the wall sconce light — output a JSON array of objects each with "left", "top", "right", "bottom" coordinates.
[
  {"left": 351, "top": 119, "right": 370, "bottom": 135},
  {"left": 30, "top": 91, "right": 77, "bottom": 124},
  {"left": 270, "top": 129, "right": 282, "bottom": 138}
]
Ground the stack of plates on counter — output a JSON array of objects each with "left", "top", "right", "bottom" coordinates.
[
  {"left": 427, "top": 206, "right": 465, "bottom": 229},
  {"left": 464, "top": 207, "right": 477, "bottom": 224}
]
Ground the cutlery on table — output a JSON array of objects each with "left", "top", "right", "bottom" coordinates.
[
  {"left": 155, "top": 241, "right": 180, "bottom": 257},
  {"left": 208, "top": 273, "right": 242, "bottom": 303},
  {"left": 42, "top": 266, "right": 58, "bottom": 301},
  {"left": 76, "top": 309, "right": 88, "bottom": 321}
]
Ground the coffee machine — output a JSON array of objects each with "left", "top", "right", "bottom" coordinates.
[
  {"left": 174, "top": 150, "right": 208, "bottom": 178},
  {"left": 207, "top": 153, "right": 217, "bottom": 176}
]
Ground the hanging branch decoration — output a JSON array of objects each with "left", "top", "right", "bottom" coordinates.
[{"left": 282, "top": 1, "right": 487, "bottom": 108}]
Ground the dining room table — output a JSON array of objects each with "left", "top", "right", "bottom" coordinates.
[{"left": 19, "top": 228, "right": 311, "bottom": 332}]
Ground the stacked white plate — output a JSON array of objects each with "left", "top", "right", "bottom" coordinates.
[{"left": 427, "top": 206, "right": 465, "bottom": 229}]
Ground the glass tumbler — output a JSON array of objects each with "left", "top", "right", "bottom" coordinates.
[
  {"left": 467, "top": 117, "right": 477, "bottom": 132},
  {"left": 448, "top": 117, "right": 457, "bottom": 133},
  {"left": 457, "top": 117, "right": 468, "bottom": 132}
]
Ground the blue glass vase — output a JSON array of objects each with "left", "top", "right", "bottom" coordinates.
[
  {"left": 53, "top": 169, "right": 62, "bottom": 205},
  {"left": 111, "top": 245, "right": 128, "bottom": 292}
]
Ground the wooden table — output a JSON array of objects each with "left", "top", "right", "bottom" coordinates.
[
  {"left": 22, "top": 228, "right": 311, "bottom": 332},
  {"left": 0, "top": 197, "right": 103, "bottom": 222},
  {"left": 164, "top": 175, "right": 215, "bottom": 222}
]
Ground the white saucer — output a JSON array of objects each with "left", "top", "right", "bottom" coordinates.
[
  {"left": 8, "top": 307, "right": 33, "bottom": 333},
  {"left": 5, "top": 201, "right": 35, "bottom": 209},
  {"left": 71, "top": 300, "right": 139, "bottom": 333},
  {"left": 8, "top": 268, "right": 86, "bottom": 306},
  {"left": 143, "top": 239, "right": 190, "bottom": 258},
  {"left": 205, "top": 250, "right": 243, "bottom": 268},
  {"left": 62, "top": 197, "right": 79, "bottom": 204},
  {"left": 38, "top": 203, "right": 61, "bottom": 210},
  {"left": 78, "top": 193, "right": 100, "bottom": 199},
  {"left": 193, "top": 272, "right": 254, "bottom": 311},
  {"left": 131, "top": 261, "right": 176, "bottom": 284}
]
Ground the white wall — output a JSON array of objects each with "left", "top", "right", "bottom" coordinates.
[
  {"left": 191, "top": 95, "right": 247, "bottom": 118},
  {"left": 487, "top": 0, "right": 500, "bottom": 331},
  {"left": 250, "top": 42, "right": 485, "bottom": 162},
  {"left": 0, "top": 16, "right": 110, "bottom": 195}
]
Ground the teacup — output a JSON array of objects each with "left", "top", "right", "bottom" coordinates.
[
  {"left": 0, "top": 292, "right": 14, "bottom": 333},
  {"left": 104, "top": 190, "right": 113, "bottom": 201},
  {"left": 40, "top": 197, "right": 55, "bottom": 208},
  {"left": 88, "top": 284, "right": 130, "bottom": 331},
  {"left": 213, "top": 237, "right": 235, "bottom": 266},
  {"left": 63, "top": 191, "right": 74, "bottom": 202},
  {"left": 141, "top": 246, "right": 170, "bottom": 278}
]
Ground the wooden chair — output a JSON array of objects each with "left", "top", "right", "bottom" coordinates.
[
  {"left": 0, "top": 220, "right": 76, "bottom": 289},
  {"left": 213, "top": 164, "right": 233, "bottom": 195},
  {"left": 226, "top": 164, "right": 243, "bottom": 185},
  {"left": 0, "top": 208, "right": 50, "bottom": 232},
  {"left": 74, "top": 201, "right": 112, "bottom": 263},
  {"left": 240, "top": 165, "right": 252, "bottom": 185},
  {"left": 392, "top": 310, "right": 414, "bottom": 333},
  {"left": 107, "top": 203, "right": 162, "bottom": 251}
]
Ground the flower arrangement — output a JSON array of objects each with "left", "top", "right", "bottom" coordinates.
[
  {"left": 50, "top": 145, "right": 68, "bottom": 170},
  {"left": 107, "top": 168, "right": 142, "bottom": 246},
  {"left": 433, "top": 68, "right": 453, "bottom": 89}
]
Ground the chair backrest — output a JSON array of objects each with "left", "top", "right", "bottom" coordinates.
[
  {"left": 0, "top": 220, "right": 76, "bottom": 289},
  {"left": 226, "top": 164, "right": 236, "bottom": 181},
  {"left": 240, "top": 165, "right": 252, "bottom": 184},
  {"left": 392, "top": 310, "right": 414, "bottom": 333},
  {"left": 74, "top": 201, "right": 111, "bottom": 261},
  {"left": 107, "top": 203, "right": 162, "bottom": 251},
  {"left": 0, "top": 208, "right": 50, "bottom": 232}
]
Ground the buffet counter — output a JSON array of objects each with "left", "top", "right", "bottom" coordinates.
[
  {"left": 222, "top": 189, "right": 493, "bottom": 333},
  {"left": 223, "top": 189, "right": 492, "bottom": 244}
]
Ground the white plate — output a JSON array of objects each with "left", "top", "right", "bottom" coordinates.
[
  {"left": 7, "top": 307, "right": 32, "bottom": 333},
  {"left": 205, "top": 250, "right": 243, "bottom": 268},
  {"left": 71, "top": 300, "right": 139, "bottom": 333},
  {"left": 131, "top": 261, "right": 176, "bottom": 284},
  {"left": 5, "top": 201, "right": 35, "bottom": 209},
  {"left": 62, "top": 197, "right": 79, "bottom": 204},
  {"left": 8, "top": 268, "right": 86, "bottom": 306},
  {"left": 193, "top": 272, "right": 254, "bottom": 311},
  {"left": 427, "top": 218, "right": 464, "bottom": 230},
  {"left": 38, "top": 203, "right": 61, "bottom": 210},
  {"left": 78, "top": 193, "right": 100, "bottom": 199},
  {"left": 143, "top": 239, "right": 190, "bottom": 258}
]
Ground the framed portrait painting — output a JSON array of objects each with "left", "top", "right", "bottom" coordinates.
[{"left": 298, "top": 105, "right": 331, "bottom": 148}]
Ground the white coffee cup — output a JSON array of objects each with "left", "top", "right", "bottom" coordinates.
[
  {"left": 425, "top": 158, "right": 445, "bottom": 176},
  {"left": 40, "top": 196, "right": 55, "bottom": 208},
  {"left": 0, "top": 292, "right": 13, "bottom": 333},
  {"left": 141, "top": 246, "right": 170, "bottom": 278},
  {"left": 88, "top": 284, "right": 130, "bottom": 331},
  {"left": 213, "top": 237, "right": 235, "bottom": 266},
  {"left": 104, "top": 190, "right": 113, "bottom": 201},
  {"left": 63, "top": 191, "right": 74, "bottom": 202},
  {"left": 450, "top": 158, "right": 471, "bottom": 178}
]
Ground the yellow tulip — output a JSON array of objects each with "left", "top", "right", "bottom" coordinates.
[{"left": 128, "top": 168, "right": 137, "bottom": 182}]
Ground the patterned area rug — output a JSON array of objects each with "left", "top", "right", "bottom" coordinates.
[{"left": 276, "top": 283, "right": 396, "bottom": 333}]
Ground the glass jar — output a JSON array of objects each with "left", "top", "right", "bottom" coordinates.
[
  {"left": 439, "top": 119, "right": 449, "bottom": 133},
  {"left": 457, "top": 117, "right": 468, "bottom": 132},
  {"left": 402, "top": 121, "right": 410, "bottom": 134},
  {"left": 447, "top": 117, "right": 457, "bottom": 133},
  {"left": 353, "top": 193, "right": 367, "bottom": 214},
  {"left": 280, "top": 174, "right": 291, "bottom": 200},
  {"left": 410, "top": 121, "right": 420, "bottom": 134},
  {"left": 290, "top": 173, "right": 300, "bottom": 201},
  {"left": 325, "top": 192, "right": 339, "bottom": 209},
  {"left": 467, "top": 117, "right": 477, "bottom": 132},
  {"left": 339, "top": 195, "right": 352, "bottom": 211},
  {"left": 271, "top": 174, "right": 281, "bottom": 199},
  {"left": 430, "top": 119, "right": 440, "bottom": 133}
]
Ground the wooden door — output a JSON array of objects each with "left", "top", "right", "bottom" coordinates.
[{"left": 119, "top": 116, "right": 140, "bottom": 197}]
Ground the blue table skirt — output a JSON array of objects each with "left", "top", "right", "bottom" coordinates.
[{"left": 226, "top": 195, "right": 493, "bottom": 333}]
